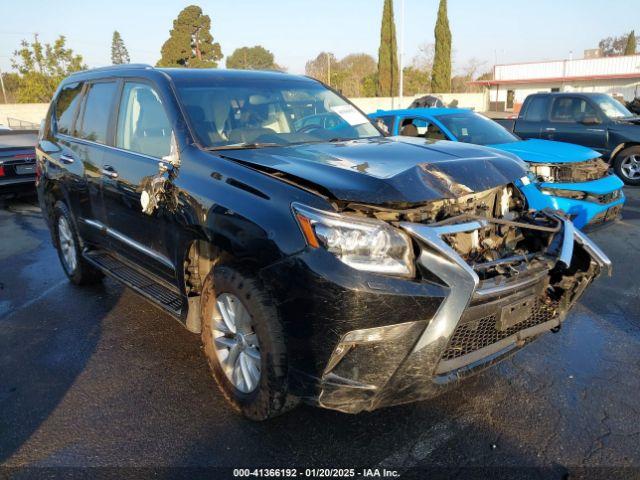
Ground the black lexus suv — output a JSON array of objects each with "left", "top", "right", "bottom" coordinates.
[{"left": 36, "top": 65, "right": 610, "bottom": 420}]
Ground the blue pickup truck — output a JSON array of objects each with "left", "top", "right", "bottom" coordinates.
[
  {"left": 370, "top": 108, "right": 625, "bottom": 229},
  {"left": 494, "top": 92, "right": 640, "bottom": 185}
]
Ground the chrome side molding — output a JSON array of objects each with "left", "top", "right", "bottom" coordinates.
[{"left": 80, "top": 218, "right": 174, "bottom": 270}]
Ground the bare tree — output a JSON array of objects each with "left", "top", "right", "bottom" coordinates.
[{"left": 412, "top": 42, "right": 435, "bottom": 71}]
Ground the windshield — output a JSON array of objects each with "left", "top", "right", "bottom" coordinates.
[
  {"left": 176, "top": 78, "right": 381, "bottom": 149},
  {"left": 435, "top": 112, "right": 519, "bottom": 146},
  {"left": 592, "top": 94, "right": 633, "bottom": 119}
]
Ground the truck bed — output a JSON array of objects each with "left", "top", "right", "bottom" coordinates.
[{"left": 492, "top": 118, "right": 516, "bottom": 132}]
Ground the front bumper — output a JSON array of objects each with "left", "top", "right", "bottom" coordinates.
[
  {"left": 539, "top": 175, "right": 625, "bottom": 229},
  {"left": 268, "top": 217, "right": 609, "bottom": 414}
]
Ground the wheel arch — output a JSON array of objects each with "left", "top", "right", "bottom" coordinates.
[
  {"left": 179, "top": 235, "right": 270, "bottom": 334},
  {"left": 42, "top": 183, "right": 72, "bottom": 245},
  {"left": 610, "top": 141, "right": 640, "bottom": 162}
]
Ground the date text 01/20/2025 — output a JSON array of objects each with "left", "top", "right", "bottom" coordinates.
[{"left": 232, "top": 468, "right": 400, "bottom": 477}]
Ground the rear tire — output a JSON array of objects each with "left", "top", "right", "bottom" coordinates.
[
  {"left": 53, "top": 201, "right": 103, "bottom": 285},
  {"left": 613, "top": 146, "right": 640, "bottom": 185},
  {"left": 200, "top": 265, "right": 298, "bottom": 420}
]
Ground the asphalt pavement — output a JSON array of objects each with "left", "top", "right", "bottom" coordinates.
[{"left": 1, "top": 189, "right": 639, "bottom": 479}]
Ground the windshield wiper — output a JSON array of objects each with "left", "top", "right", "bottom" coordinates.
[{"left": 205, "top": 142, "right": 283, "bottom": 151}]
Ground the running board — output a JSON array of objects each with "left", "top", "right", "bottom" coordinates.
[{"left": 83, "top": 250, "right": 183, "bottom": 317}]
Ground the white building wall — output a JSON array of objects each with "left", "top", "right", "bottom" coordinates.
[
  {"left": 495, "top": 54, "right": 640, "bottom": 81},
  {"left": 489, "top": 77, "right": 640, "bottom": 107}
]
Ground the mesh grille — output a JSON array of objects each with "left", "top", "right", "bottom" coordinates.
[{"left": 441, "top": 298, "right": 559, "bottom": 361}]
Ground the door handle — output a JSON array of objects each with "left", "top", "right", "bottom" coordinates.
[
  {"left": 544, "top": 127, "right": 556, "bottom": 132},
  {"left": 101, "top": 165, "right": 119, "bottom": 179},
  {"left": 59, "top": 153, "right": 75, "bottom": 164}
]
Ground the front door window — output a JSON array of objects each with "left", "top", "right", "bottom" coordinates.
[{"left": 116, "top": 82, "right": 172, "bottom": 158}]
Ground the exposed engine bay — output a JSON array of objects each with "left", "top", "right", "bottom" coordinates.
[
  {"left": 344, "top": 184, "right": 563, "bottom": 281},
  {"left": 529, "top": 158, "right": 610, "bottom": 183}
]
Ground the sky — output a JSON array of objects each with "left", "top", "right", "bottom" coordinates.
[{"left": 1, "top": 0, "right": 638, "bottom": 76}]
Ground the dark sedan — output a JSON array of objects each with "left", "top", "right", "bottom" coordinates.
[{"left": 0, "top": 129, "right": 38, "bottom": 196}]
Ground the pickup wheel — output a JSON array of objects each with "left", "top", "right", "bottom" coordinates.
[
  {"left": 200, "top": 265, "right": 298, "bottom": 420},
  {"left": 613, "top": 146, "right": 640, "bottom": 185},
  {"left": 53, "top": 201, "right": 103, "bottom": 285}
]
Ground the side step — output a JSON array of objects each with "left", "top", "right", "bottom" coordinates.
[{"left": 83, "top": 250, "right": 183, "bottom": 317}]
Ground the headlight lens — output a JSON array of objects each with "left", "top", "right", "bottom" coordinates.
[
  {"left": 292, "top": 202, "right": 415, "bottom": 278},
  {"left": 530, "top": 164, "right": 554, "bottom": 182}
]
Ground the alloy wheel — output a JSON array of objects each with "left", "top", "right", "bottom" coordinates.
[
  {"left": 211, "top": 293, "right": 261, "bottom": 393},
  {"left": 620, "top": 154, "right": 640, "bottom": 180},
  {"left": 57, "top": 216, "right": 77, "bottom": 273}
]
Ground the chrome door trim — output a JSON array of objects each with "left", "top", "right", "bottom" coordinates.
[
  {"left": 80, "top": 218, "right": 174, "bottom": 270},
  {"left": 57, "top": 133, "right": 167, "bottom": 164}
]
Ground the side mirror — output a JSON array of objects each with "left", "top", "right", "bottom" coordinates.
[
  {"left": 142, "top": 132, "right": 180, "bottom": 216},
  {"left": 580, "top": 116, "right": 601, "bottom": 125},
  {"left": 161, "top": 132, "right": 181, "bottom": 171}
]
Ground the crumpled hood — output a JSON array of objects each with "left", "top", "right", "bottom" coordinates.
[
  {"left": 488, "top": 139, "right": 599, "bottom": 164},
  {"left": 218, "top": 137, "right": 527, "bottom": 205}
]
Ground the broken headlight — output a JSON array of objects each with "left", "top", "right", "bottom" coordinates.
[
  {"left": 292, "top": 203, "right": 415, "bottom": 278},
  {"left": 529, "top": 164, "right": 555, "bottom": 182}
]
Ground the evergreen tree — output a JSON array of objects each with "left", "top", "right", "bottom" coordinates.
[
  {"left": 624, "top": 30, "right": 637, "bottom": 55},
  {"left": 376, "top": 0, "right": 398, "bottom": 97},
  {"left": 157, "top": 5, "right": 222, "bottom": 68},
  {"left": 226, "top": 46, "right": 282, "bottom": 70},
  {"left": 431, "top": 0, "right": 451, "bottom": 93},
  {"left": 111, "top": 31, "right": 130, "bottom": 65}
]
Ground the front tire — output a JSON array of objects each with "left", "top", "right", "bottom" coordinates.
[
  {"left": 53, "top": 201, "right": 103, "bottom": 285},
  {"left": 200, "top": 265, "right": 298, "bottom": 420},
  {"left": 613, "top": 146, "right": 640, "bottom": 185}
]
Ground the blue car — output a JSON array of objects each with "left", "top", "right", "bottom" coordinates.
[{"left": 370, "top": 108, "right": 625, "bottom": 229}]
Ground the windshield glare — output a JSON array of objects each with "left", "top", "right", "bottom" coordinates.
[
  {"left": 593, "top": 94, "right": 633, "bottom": 119},
  {"left": 177, "top": 79, "right": 381, "bottom": 149},
  {"left": 435, "top": 112, "right": 519, "bottom": 145}
]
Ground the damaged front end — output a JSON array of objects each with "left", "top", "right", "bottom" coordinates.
[
  {"left": 304, "top": 183, "right": 610, "bottom": 413},
  {"left": 528, "top": 158, "right": 625, "bottom": 228}
]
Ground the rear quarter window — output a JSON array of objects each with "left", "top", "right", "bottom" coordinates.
[
  {"left": 76, "top": 82, "right": 118, "bottom": 144},
  {"left": 54, "top": 82, "right": 83, "bottom": 135}
]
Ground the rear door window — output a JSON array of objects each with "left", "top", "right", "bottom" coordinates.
[
  {"left": 76, "top": 82, "right": 118, "bottom": 144},
  {"left": 54, "top": 82, "right": 83, "bottom": 135}
]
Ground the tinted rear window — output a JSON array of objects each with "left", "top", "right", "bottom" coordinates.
[
  {"left": 76, "top": 82, "right": 117, "bottom": 144},
  {"left": 55, "top": 82, "right": 83, "bottom": 135}
]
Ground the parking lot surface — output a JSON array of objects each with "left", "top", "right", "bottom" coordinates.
[{"left": 1, "top": 190, "right": 639, "bottom": 478}]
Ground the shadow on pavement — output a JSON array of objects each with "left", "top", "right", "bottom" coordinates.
[{"left": 0, "top": 196, "right": 123, "bottom": 464}]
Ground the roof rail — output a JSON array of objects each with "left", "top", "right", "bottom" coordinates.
[{"left": 71, "top": 63, "right": 154, "bottom": 76}]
